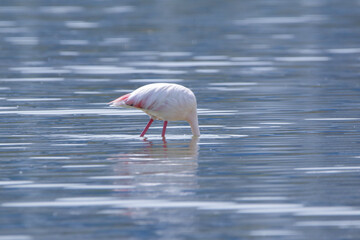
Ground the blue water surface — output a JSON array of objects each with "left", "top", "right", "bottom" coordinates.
[{"left": 1, "top": 0, "right": 360, "bottom": 239}]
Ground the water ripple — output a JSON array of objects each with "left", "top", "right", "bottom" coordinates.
[
  {"left": 236, "top": 15, "right": 326, "bottom": 25},
  {"left": 128, "top": 61, "right": 273, "bottom": 67},
  {"left": 5, "top": 37, "right": 39, "bottom": 45},
  {"left": 4, "top": 197, "right": 360, "bottom": 219},
  {"left": 65, "top": 21, "right": 99, "bottom": 29},
  {"left": 0, "top": 236, "right": 33, "bottom": 240},
  {"left": 275, "top": 56, "right": 330, "bottom": 62},
  {"left": 40, "top": 6, "right": 83, "bottom": 14},
  {"left": 64, "top": 65, "right": 185, "bottom": 75}
]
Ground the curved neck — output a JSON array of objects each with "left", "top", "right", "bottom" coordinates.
[{"left": 188, "top": 111, "right": 200, "bottom": 136}]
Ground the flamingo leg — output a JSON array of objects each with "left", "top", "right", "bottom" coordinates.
[
  {"left": 162, "top": 121, "right": 168, "bottom": 137},
  {"left": 140, "top": 118, "right": 154, "bottom": 137}
]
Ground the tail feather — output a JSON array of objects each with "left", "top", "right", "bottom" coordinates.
[{"left": 108, "top": 93, "right": 130, "bottom": 107}]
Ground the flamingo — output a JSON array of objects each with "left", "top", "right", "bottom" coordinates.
[{"left": 109, "top": 83, "right": 200, "bottom": 137}]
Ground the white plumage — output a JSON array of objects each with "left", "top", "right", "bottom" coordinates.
[{"left": 109, "top": 83, "right": 200, "bottom": 137}]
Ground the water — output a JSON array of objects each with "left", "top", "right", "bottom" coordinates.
[{"left": 1, "top": 0, "right": 360, "bottom": 239}]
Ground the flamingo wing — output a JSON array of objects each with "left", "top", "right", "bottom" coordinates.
[
  {"left": 108, "top": 88, "right": 160, "bottom": 110},
  {"left": 108, "top": 93, "right": 131, "bottom": 107}
]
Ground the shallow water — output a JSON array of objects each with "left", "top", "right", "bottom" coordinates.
[{"left": 1, "top": 0, "right": 360, "bottom": 239}]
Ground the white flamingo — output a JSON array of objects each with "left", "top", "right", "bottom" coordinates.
[{"left": 109, "top": 83, "right": 200, "bottom": 137}]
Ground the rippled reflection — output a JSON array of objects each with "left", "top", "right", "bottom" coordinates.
[{"left": 110, "top": 137, "right": 199, "bottom": 196}]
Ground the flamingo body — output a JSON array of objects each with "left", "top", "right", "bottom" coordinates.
[{"left": 109, "top": 83, "right": 200, "bottom": 137}]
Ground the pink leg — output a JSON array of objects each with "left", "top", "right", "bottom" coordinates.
[
  {"left": 140, "top": 119, "right": 154, "bottom": 137},
  {"left": 162, "top": 121, "right": 168, "bottom": 137}
]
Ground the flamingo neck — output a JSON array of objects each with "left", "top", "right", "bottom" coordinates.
[{"left": 188, "top": 111, "right": 200, "bottom": 137}]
